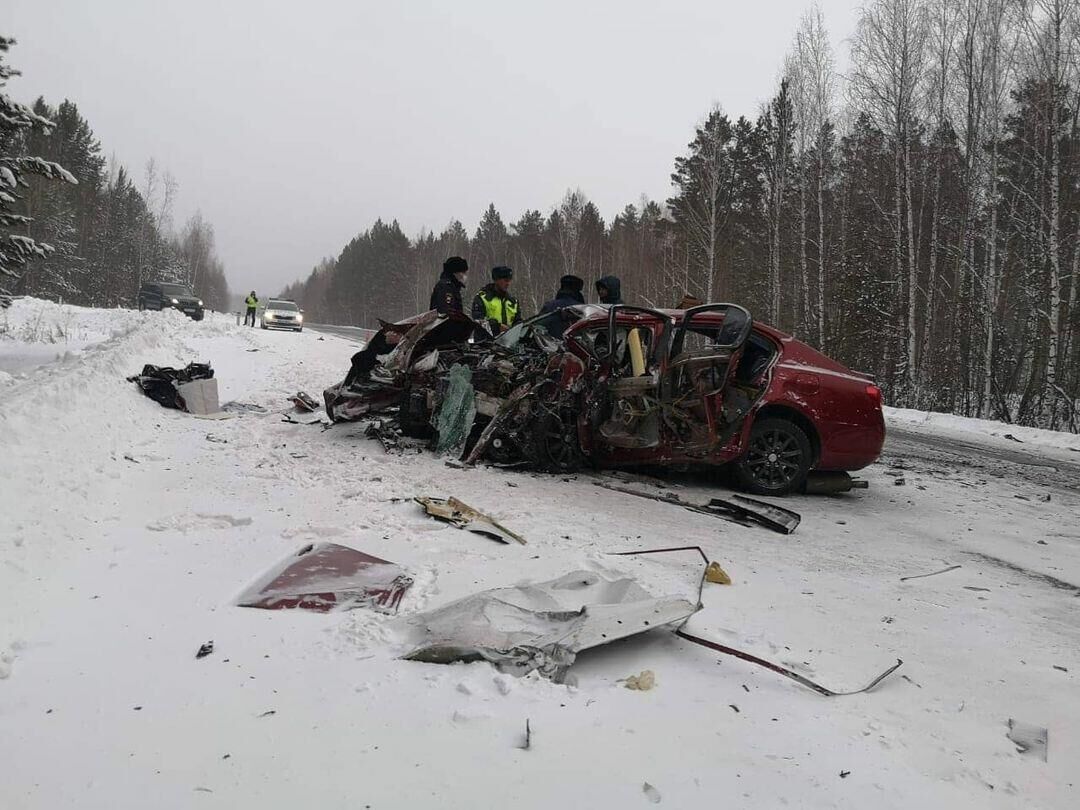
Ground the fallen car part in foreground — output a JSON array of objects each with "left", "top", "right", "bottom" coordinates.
[
  {"left": 609, "top": 544, "right": 903, "bottom": 695},
  {"left": 414, "top": 496, "right": 526, "bottom": 544},
  {"left": 289, "top": 391, "right": 320, "bottom": 412},
  {"left": 674, "top": 630, "right": 904, "bottom": 697},
  {"left": 236, "top": 542, "right": 413, "bottom": 613},
  {"left": 401, "top": 570, "right": 698, "bottom": 681},
  {"left": 127, "top": 362, "right": 219, "bottom": 414},
  {"left": 595, "top": 481, "right": 800, "bottom": 534}
]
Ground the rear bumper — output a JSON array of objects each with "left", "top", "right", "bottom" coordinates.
[{"left": 817, "top": 415, "right": 885, "bottom": 471}]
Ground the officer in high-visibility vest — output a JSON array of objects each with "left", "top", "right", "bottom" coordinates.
[
  {"left": 471, "top": 266, "right": 521, "bottom": 336},
  {"left": 244, "top": 291, "right": 259, "bottom": 327}
]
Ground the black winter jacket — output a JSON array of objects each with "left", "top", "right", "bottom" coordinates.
[{"left": 430, "top": 272, "right": 465, "bottom": 315}]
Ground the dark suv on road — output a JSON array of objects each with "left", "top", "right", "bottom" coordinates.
[{"left": 137, "top": 282, "right": 204, "bottom": 320}]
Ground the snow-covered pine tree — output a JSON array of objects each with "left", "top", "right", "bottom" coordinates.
[{"left": 0, "top": 37, "right": 77, "bottom": 303}]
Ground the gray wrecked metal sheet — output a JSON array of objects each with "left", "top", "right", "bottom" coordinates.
[
  {"left": 401, "top": 570, "right": 699, "bottom": 681},
  {"left": 414, "top": 496, "right": 526, "bottom": 544}
]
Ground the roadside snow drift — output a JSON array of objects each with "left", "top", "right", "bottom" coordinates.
[{"left": 1, "top": 298, "right": 1078, "bottom": 810}]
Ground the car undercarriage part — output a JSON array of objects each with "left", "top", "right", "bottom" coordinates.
[
  {"left": 414, "top": 496, "right": 526, "bottom": 544},
  {"left": 705, "top": 495, "right": 801, "bottom": 534},
  {"left": 400, "top": 570, "right": 699, "bottom": 681},
  {"left": 236, "top": 543, "right": 414, "bottom": 613},
  {"left": 594, "top": 481, "right": 800, "bottom": 534},
  {"left": 803, "top": 471, "right": 869, "bottom": 494}
]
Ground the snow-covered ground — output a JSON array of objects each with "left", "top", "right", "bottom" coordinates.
[{"left": 1, "top": 298, "right": 1077, "bottom": 809}]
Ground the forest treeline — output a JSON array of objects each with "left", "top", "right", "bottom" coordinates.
[
  {"left": 0, "top": 38, "right": 229, "bottom": 311},
  {"left": 284, "top": 0, "right": 1080, "bottom": 431}
]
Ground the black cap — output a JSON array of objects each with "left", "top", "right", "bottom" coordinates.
[
  {"left": 492, "top": 265, "right": 513, "bottom": 280},
  {"left": 443, "top": 256, "right": 468, "bottom": 274},
  {"left": 559, "top": 275, "right": 584, "bottom": 293}
]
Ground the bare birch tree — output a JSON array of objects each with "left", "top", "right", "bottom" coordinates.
[
  {"left": 792, "top": 4, "right": 837, "bottom": 347},
  {"left": 851, "top": 0, "right": 931, "bottom": 400}
]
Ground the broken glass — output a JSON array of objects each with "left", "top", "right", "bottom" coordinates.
[{"left": 433, "top": 363, "right": 476, "bottom": 454}]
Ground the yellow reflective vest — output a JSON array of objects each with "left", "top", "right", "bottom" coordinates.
[{"left": 476, "top": 288, "right": 519, "bottom": 327}]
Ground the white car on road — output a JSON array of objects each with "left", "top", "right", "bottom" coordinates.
[{"left": 261, "top": 299, "right": 304, "bottom": 332}]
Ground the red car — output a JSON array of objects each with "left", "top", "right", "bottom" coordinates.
[{"left": 325, "top": 303, "right": 885, "bottom": 495}]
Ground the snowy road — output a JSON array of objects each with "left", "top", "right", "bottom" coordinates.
[
  {"left": 305, "top": 322, "right": 375, "bottom": 343},
  {"left": 886, "top": 424, "right": 1080, "bottom": 495},
  {"left": 1, "top": 301, "right": 1077, "bottom": 810}
]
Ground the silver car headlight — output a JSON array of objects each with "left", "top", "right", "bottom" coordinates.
[
  {"left": 197, "top": 299, "right": 203, "bottom": 307},
  {"left": 297, "top": 314, "right": 303, "bottom": 322},
  {"left": 171, "top": 298, "right": 179, "bottom": 305}
]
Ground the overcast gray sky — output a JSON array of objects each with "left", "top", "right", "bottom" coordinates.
[{"left": 7, "top": 0, "right": 861, "bottom": 293}]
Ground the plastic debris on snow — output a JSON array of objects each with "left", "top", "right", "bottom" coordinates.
[
  {"left": 400, "top": 570, "right": 698, "bottom": 681},
  {"left": 236, "top": 542, "right": 414, "bottom": 613},
  {"left": 414, "top": 496, "right": 526, "bottom": 544},
  {"left": 622, "top": 670, "right": 656, "bottom": 691}
]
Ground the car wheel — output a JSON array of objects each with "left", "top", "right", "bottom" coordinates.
[
  {"left": 732, "top": 417, "right": 812, "bottom": 496},
  {"left": 138, "top": 300, "right": 144, "bottom": 311},
  {"left": 260, "top": 323, "right": 268, "bottom": 330},
  {"left": 295, "top": 327, "right": 303, "bottom": 333},
  {"left": 532, "top": 409, "right": 583, "bottom": 472}
]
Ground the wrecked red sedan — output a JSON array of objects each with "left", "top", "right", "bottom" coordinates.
[{"left": 325, "top": 303, "right": 885, "bottom": 495}]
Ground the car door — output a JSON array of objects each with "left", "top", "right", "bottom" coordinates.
[
  {"left": 662, "top": 304, "right": 753, "bottom": 452},
  {"left": 582, "top": 306, "right": 671, "bottom": 451}
]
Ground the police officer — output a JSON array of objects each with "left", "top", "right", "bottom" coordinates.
[
  {"left": 430, "top": 256, "right": 469, "bottom": 315},
  {"left": 472, "top": 265, "right": 521, "bottom": 335},
  {"left": 244, "top": 290, "right": 259, "bottom": 327}
]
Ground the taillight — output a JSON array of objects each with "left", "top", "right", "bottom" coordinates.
[{"left": 865, "top": 384, "right": 882, "bottom": 406}]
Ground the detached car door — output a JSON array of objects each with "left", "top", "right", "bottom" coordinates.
[{"left": 662, "top": 304, "right": 752, "bottom": 452}]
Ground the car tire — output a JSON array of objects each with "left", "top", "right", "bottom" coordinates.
[
  {"left": 295, "top": 327, "right": 303, "bottom": 333},
  {"left": 138, "top": 300, "right": 145, "bottom": 311},
  {"left": 732, "top": 417, "right": 813, "bottom": 496},
  {"left": 260, "top": 323, "right": 268, "bottom": 330},
  {"left": 531, "top": 408, "right": 583, "bottom": 473}
]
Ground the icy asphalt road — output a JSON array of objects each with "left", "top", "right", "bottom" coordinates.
[
  {"left": 885, "top": 424, "right": 1080, "bottom": 495},
  {"left": 2, "top": 301, "right": 1078, "bottom": 810},
  {"left": 305, "top": 322, "right": 375, "bottom": 343}
]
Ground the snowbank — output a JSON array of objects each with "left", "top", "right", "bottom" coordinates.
[
  {"left": 0, "top": 297, "right": 160, "bottom": 377},
  {"left": 886, "top": 405, "right": 1080, "bottom": 454}
]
